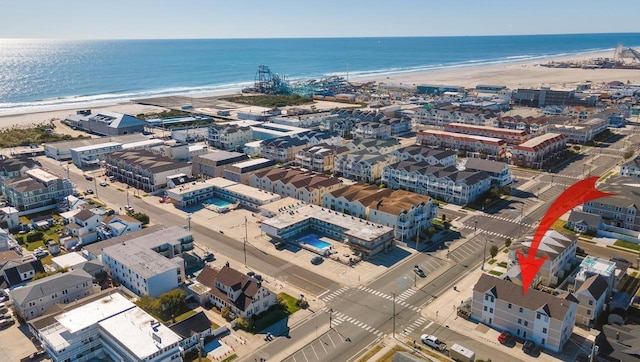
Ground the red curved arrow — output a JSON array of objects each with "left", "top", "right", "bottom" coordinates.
[{"left": 517, "top": 176, "right": 615, "bottom": 295}]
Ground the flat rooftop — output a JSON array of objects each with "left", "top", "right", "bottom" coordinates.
[
  {"left": 103, "top": 243, "right": 180, "bottom": 279},
  {"left": 420, "top": 129, "right": 504, "bottom": 143},
  {"left": 263, "top": 204, "right": 393, "bottom": 242},
  {"left": 26, "top": 168, "right": 59, "bottom": 182},
  {"left": 232, "top": 157, "right": 273, "bottom": 168},
  {"left": 98, "top": 302, "right": 182, "bottom": 359},
  {"left": 517, "top": 132, "right": 564, "bottom": 148}
]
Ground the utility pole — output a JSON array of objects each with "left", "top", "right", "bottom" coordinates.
[
  {"left": 392, "top": 293, "right": 396, "bottom": 338},
  {"left": 94, "top": 177, "right": 98, "bottom": 199},
  {"left": 126, "top": 189, "right": 130, "bottom": 207},
  {"left": 244, "top": 216, "right": 248, "bottom": 267},
  {"left": 481, "top": 231, "right": 487, "bottom": 272},
  {"left": 329, "top": 308, "right": 333, "bottom": 329},
  {"left": 187, "top": 213, "right": 192, "bottom": 231},
  {"left": 415, "top": 222, "right": 420, "bottom": 252}
]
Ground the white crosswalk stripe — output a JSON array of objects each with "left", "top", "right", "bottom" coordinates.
[
  {"left": 352, "top": 286, "right": 422, "bottom": 312},
  {"left": 332, "top": 311, "right": 386, "bottom": 338},
  {"left": 321, "top": 286, "right": 350, "bottom": 302}
]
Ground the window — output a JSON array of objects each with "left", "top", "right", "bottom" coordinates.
[
  {"left": 508, "top": 303, "right": 512, "bottom": 309},
  {"left": 517, "top": 318, "right": 522, "bottom": 324},
  {"left": 489, "top": 308, "right": 493, "bottom": 313},
  {"left": 587, "top": 310, "right": 591, "bottom": 315},
  {"left": 588, "top": 300, "right": 593, "bottom": 306},
  {"left": 524, "top": 321, "right": 528, "bottom": 327},
  {"left": 536, "top": 313, "right": 541, "bottom": 319},
  {"left": 542, "top": 328, "right": 547, "bottom": 334},
  {"left": 519, "top": 307, "right": 523, "bottom": 313}
]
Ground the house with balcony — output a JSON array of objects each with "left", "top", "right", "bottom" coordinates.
[
  {"left": 249, "top": 167, "right": 343, "bottom": 205},
  {"left": 547, "top": 117, "right": 609, "bottom": 144},
  {"left": 344, "top": 138, "right": 402, "bottom": 155},
  {"left": 417, "top": 130, "right": 508, "bottom": 160},
  {"left": 96, "top": 214, "right": 143, "bottom": 240},
  {"left": 493, "top": 115, "right": 549, "bottom": 136},
  {"left": 10, "top": 268, "right": 95, "bottom": 320},
  {"left": 323, "top": 184, "right": 437, "bottom": 242},
  {"left": 105, "top": 150, "right": 192, "bottom": 192},
  {"left": 444, "top": 123, "right": 530, "bottom": 146},
  {"left": 0, "top": 155, "right": 40, "bottom": 181},
  {"left": 620, "top": 156, "right": 640, "bottom": 178},
  {"left": 208, "top": 123, "right": 253, "bottom": 150},
  {"left": 2, "top": 168, "right": 74, "bottom": 214},
  {"left": 294, "top": 143, "right": 351, "bottom": 173},
  {"left": 70, "top": 142, "right": 123, "bottom": 169},
  {"left": 382, "top": 161, "right": 492, "bottom": 205},
  {"left": 65, "top": 209, "right": 104, "bottom": 246},
  {"left": 195, "top": 265, "right": 277, "bottom": 319},
  {"left": 510, "top": 133, "right": 567, "bottom": 169},
  {"left": 294, "top": 130, "right": 342, "bottom": 146},
  {"left": 462, "top": 158, "right": 514, "bottom": 187},
  {"left": 260, "top": 136, "right": 309, "bottom": 163},
  {"left": 507, "top": 230, "right": 578, "bottom": 287},
  {"left": 390, "top": 145, "right": 457, "bottom": 167},
  {"left": 413, "top": 107, "right": 498, "bottom": 127},
  {"left": 352, "top": 121, "right": 392, "bottom": 139},
  {"left": 582, "top": 176, "right": 640, "bottom": 233},
  {"left": 471, "top": 274, "right": 578, "bottom": 353},
  {"left": 192, "top": 151, "right": 250, "bottom": 179},
  {"left": 223, "top": 157, "right": 277, "bottom": 184},
  {"left": 333, "top": 150, "right": 395, "bottom": 183},
  {"left": 569, "top": 256, "right": 616, "bottom": 328}
]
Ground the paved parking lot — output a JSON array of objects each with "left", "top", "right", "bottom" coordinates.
[{"left": 0, "top": 320, "right": 41, "bottom": 361}]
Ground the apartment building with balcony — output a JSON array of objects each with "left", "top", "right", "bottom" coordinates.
[
  {"left": 208, "top": 123, "right": 253, "bottom": 150},
  {"left": 510, "top": 133, "right": 567, "bottom": 169},
  {"left": 547, "top": 117, "right": 609, "bottom": 144},
  {"left": 462, "top": 158, "right": 514, "bottom": 187},
  {"left": 0, "top": 155, "right": 40, "bottom": 181},
  {"left": 417, "top": 130, "right": 508, "bottom": 160},
  {"left": 2, "top": 168, "right": 74, "bottom": 214},
  {"left": 413, "top": 107, "right": 498, "bottom": 127},
  {"left": 508, "top": 230, "right": 578, "bottom": 287},
  {"left": 582, "top": 176, "right": 640, "bottom": 232},
  {"left": 249, "top": 167, "right": 343, "bottom": 205},
  {"left": 390, "top": 145, "right": 457, "bottom": 167},
  {"left": 261, "top": 204, "right": 394, "bottom": 258},
  {"left": 104, "top": 150, "right": 192, "bottom": 192},
  {"left": 352, "top": 121, "right": 392, "bottom": 139},
  {"left": 223, "top": 157, "right": 277, "bottom": 184},
  {"left": 493, "top": 115, "right": 549, "bottom": 136},
  {"left": 166, "top": 177, "right": 281, "bottom": 209},
  {"left": 323, "top": 184, "right": 437, "bottom": 242},
  {"left": 294, "top": 143, "right": 351, "bottom": 173},
  {"left": 70, "top": 142, "right": 123, "bottom": 169},
  {"left": 344, "top": 138, "right": 402, "bottom": 155},
  {"left": 333, "top": 150, "right": 395, "bottom": 183},
  {"left": 444, "top": 122, "right": 530, "bottom": 146},
  {"left": 471, "top": 274, "right": 578, "bottom": 353},
  {"left": 260, "top": 136, "right": 309, "bottom": 163},
  {"left": 382, "top": 161, "right": 492, "bottom": 205}
]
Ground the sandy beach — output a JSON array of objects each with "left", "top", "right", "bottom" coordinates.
[{"left": 1, "top": 50, "right": 639, "bottom": 132}]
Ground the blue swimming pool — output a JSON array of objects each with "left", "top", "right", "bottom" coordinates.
[
  {"left": 297, "top": 234, "right": 331, "bottom": 251},
  {"left": 207, "top": 197, "right": 232, "bottom": 207}
]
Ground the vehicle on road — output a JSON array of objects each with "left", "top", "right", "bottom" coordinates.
[
  {"left": 522, "top": 340, "right": 535, "bottom": 354},
  {"left": 203, "top": 252, "right": 214, "bottom": 262},
  {"left": 85, "top": 175, "right": 93, "bottom": 181},
  {"left": 310, "top": 256, "right": 324, "bottom": 265},
  {"left": 124, "top": 205, "right": 134, "bottom": 212},
  {"left": 421, "top": 334, "right": 446, "bottom": 351},
  {"left": 498, "top": 330, "right": 512, "bottom": 344},
  {"left": 414, "top": 265, "right": 426, "bottom": 277},
  {"left": 0, "top": 318, "right": 14, "bottom": 328},
  {"left": 86, "top": 189, "right": 94, "bottom": 194},
  {"left": 274, "top": 241, "right": 286, "bottom": 250},
  {"left": 449, "top": 343, "right": 475, "bottom": 362},
  {"left": 99, "top": 181, "right": 107, "bottom": 187}
]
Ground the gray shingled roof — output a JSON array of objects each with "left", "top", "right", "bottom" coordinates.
[
  {"left": 474, "top": 274, "right": 576, "bottom": 319},
  {"left": 464, "top": 158, "right": 509, "bottom": 174},
  {"left": 567, "top": 210, "right": 602, "bottom": 228},
  {"left": 10, "top": 269, "right": 92, "bottom": 305},
  {"left": 577, "top": 274, "right": 609, "bottom": 301}
]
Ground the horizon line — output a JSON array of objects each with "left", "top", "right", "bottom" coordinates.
[{"left": 2, "top": 31, "right": 640, "bottom": 41}]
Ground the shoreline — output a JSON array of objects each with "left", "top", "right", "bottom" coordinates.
[{"left": 2, "top": 48, "right": 640, "bottom": 130}]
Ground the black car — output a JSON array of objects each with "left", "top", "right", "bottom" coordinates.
[
  {"left": 311, "top": 256, "right": 323, "bottom": 265},
  {"left": 203, "top": 252, "right": 214, "bottom": 262},
  {"left": 413, "top": 265, "right": 426, "bottom": 277},
  {"left": 274, "top": 241, "right": 286, "bottom": 250},
  {"left": 522, "top": 340, "right": 535, "bottom": 354}
]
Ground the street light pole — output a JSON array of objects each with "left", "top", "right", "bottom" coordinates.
[
  {"left": 481, "top": 232, "right": 487, "bottom": 271},
  {"left": 244, "top": 216, "right": 248, "bottom": 267},
  {"left": 392, "top": 293, "right": 396, "bottom": 338},
  {"left": 187, "top": 213, "right": 192, "bottom": 231},
  {"left": 329, "top": 308, "right": 333, "bottom": 329}
]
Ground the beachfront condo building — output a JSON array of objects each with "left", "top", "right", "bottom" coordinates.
[
  {"left": 0, "top": 155, "right": 41, "bottom": 181},
  {"left": 507, "top": 230, "right": 578, "bottom": 288},
  {"left": 261, "top": 204, "right": 394, "bottom": 258},
  {"left": 417, "top": 130, "right": 508, "bottom": 160},
  {"left": 390, "top": 146, "right": 457, "bottom": 167},
  {"left": 382, "top": 161, "right": 492, "bottom": 205},
  {"left": 208, "top": 124, "right": 253, "bottom": 150},
  {"left": 333, "top": 150, "right": 396, "bottom": 183},
  {"left": 444, "top": 123, "right": 531, "bottom": 146},
  {"left": 509, "top": 133, "right": 567, "bottom": 169},
  {"left": 352, "top": 121, "right": 392, "bottom": 139},
  {"left": 2, "top": 168, "right": 74, "bottom": 214},
  {"left": 471, "top": 274, "right": 578, "bottom": 353},
  {"left": 323, "top": 184, "right": 437, "bottom": 243},
  {"left": 249, "top": 167, "right": 343, "bottom": 206},
  {"left": 29, "top": 291, "right": 182, "bottom": 362},
  {"left": 70, "top": 142, "right": 123, "bottom": 169},
  {"left": 104, "top": 150, "right": 192, "bottom": 192},
  {"left": 413, "top": 107, "right": 499, "bottom": 127}
]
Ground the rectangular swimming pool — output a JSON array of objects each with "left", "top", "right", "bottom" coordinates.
[
  {"left": 297, "top": 233, "right": 331, "bottom": 251},
  {"left": 207, "top": 197, "right": 232, "bottom": 208}
]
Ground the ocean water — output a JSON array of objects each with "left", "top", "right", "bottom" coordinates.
[{"left": 1, "top": 33, "right": 639, "bottom": 115}]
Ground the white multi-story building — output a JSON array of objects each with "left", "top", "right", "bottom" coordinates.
[
  {"left": 105, "top": 150, "right": 192, "bottom": 192},
  {"left": 352, "top": 121, "right": 392, "bottom": 139},
  {"left": 574, "top": 274, "right": 610, "bottom": 328},
  {"left": 2, "top": 168, "right": 74, "bottom": 214},
  {"left": 166, "top": 177, "right": 281, "bottom": 209},
  {"left": 11, "top": 269, "right": 95, "bottom": 321},
  {"left": 582, "top": 176, "right": 640, "bottom": 232},
  {"left": 30, "top": 291, "right": 182, "bottom": 362},
  {"left": 444, "top": 123, "right": 530, "bottom": 146},
  {"left": 65, "top": 209, "right": 104, "bottom": 245},
  {"left": 96, "top": 214, "right": 143, "bottom": 240},
  {"left": 508, "top": 230, "right": 578, "bottom": 287},
  {"left": 333, "top": 150, "right": 395, "bottom": 183},
  {"left": 260, "top": 136, "right": 309, "bottom": 163},
  {"left": 70, "top": 142, "right": 123, "bottom": 169},
  {"left": 249, "top": 167, "right": 343, "bottom": 206},
  {"left": 390, "top": 146, "right": 457, "bottom": 167},
  {"left": 472, "top": 274, "right": 578, "bottom": 353},
  {"left": 620, "top": 156, "right": 640, "bottom": 178},
  {"left": 417, "top": 130, "right": 508, "bottom": 160},
  {"left": 413, "top": 107, "right": 498, "bottom": 127},
  {"left": 463, "top": 158, "right": 514, "bottom": 187},
  {"left": 294, "top": 143, "right": 351, "bottom": 173},
  {"left": 208, "top": 124, "right": 253, "bottom": 150},
  {"left": 382, "top": 161, "right": 492, "bottom": 205},
  {"left": 547, "top": 117, "right": 609, "bottom": 144}
]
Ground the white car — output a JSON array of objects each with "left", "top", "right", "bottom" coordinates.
[{"left": 124, "top": 205, "right": 134, "bottom": 212}]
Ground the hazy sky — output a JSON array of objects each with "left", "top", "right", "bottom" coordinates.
[{"left": 2, "top": 0, "right": 640, "bottom": 39}]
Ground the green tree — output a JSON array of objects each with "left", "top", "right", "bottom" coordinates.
[
  {"left": 132, "top": 212, "right": 150, "bottom": 225},
  {"left": 136, "top": 295, "right": 161, "bottom": 316},
  {"left": 159, "top": 289, "right": 187, "bottom": 321},
  {"left": 221, "top": 306, "right": 231, "bottom": 320},
  {"left": 235, "top": 317, "right": 253, "bottom": 331},
  {"left": 505, "top": 238, "right": 512, "bottom": 248},
  {"left": 490, "top": 245, "right": 499, "bottom": 258}
]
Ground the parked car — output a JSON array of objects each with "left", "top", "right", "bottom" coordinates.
[
  {"left": 99, "top": 181, "right": 107, "bottom": 187},
  {"left": 311, "top": 256, "right": 324, "bottom": 265},
  {"left": 274, "top": 241, "right": 286, "bottom": 250},
  {"left": 522, "top": 340, "right": 536, "bottom": 354},
  {"left": 124, "top": 205, "right": 134, "bottom": 212},
  {"left": 498, "top": 331, "right": 512, "bottom": 344},
  {"left": 413, "top": 265, "right": 426, "bottom": 277},
  {"left": 85, "top": 175, "right": 93, "bottom": 181},
  {"left": 247, "top": 271, "right": 256, "bottom": 277},
  {"left": 203, "top": 252, "right": 214, "bottom": 262},
  {"left": 421, "top": 334, "right": 446, "bottom": 351},
  {"left": 0, "top": 318, "right": 14, "bottom": 328}
]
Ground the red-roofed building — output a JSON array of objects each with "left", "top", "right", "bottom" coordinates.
[
  {"left": 417, "top": 130, "right": 508, "bottom": 160},
  {"left": 444, "top": 123, "right": 530, "bottom": 145},
  {"left": 510, "top": 133, "right": 567, "bottom": 169}
]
